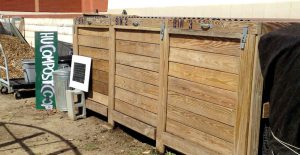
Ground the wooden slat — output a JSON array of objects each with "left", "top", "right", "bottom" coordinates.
[
  {"left": 168, "top": 76, "right": 237, "bottom": 109},
  {"left": 167, "top": 105, "right": 234, "bottom": 143},
  {"left": 169, "top": 47, "right": 240, "bottom": 74},
  {"left": 168, "top": 91, "right": 235, "bottom": 126},
  {"left": 116, "top": 52, "right": 160, "bottom": 72},
  {"left": 92, "top": 70, "right": 109, "bottom": 84},
  {"left": 170, "top": 35, "right": 241, "bottom": 56},
  {"left": 115, "top": 87, "right": 158, "bottom": 114},
  {"left": 116, "top": 64, "right": 159, "bottom": 86},
  {"left": 116, "top": 40, "right": 160, "bottom": 58},
  {"left": 115, "top": 99, "right": 157, "bottom": 127},
  {"left": 79, "top": 46, "right": 109, "bottom": 60},
  {"left": 169, "top": 62, "right": 238, "bottom": 91},
  {"left": 73, "top": 26, "right": 78, "bottom": 55},
  {"left": 162, "top": 132, "right": 219, "bottom": 155},
  {"left": 167, "top": 119, "right": 233, "bottom": 155},
  {"left": 92, "top": 80, "right": 108, "bottom": 95},
  {"left": 108, "top": 27, "right": 116, "bottom": 126},
  {"left": 86, "top": 99, "right": 108, "bottom": 116},
  {"left": 112, "top": 110, "right": 156, "bottom": 139},
  {"left": 116, "top": 30, "right": 160, "bottom": 44},
  {"left": 88, "top": 91, "right": 108, "bottom": 106},
  {"left": 115, "top": 75, "right": 159, "bottom": 100},
  {"left": 93, "top": 59, "right": 109, "bottom": 72},
  {"left": 78, "top": 28, "right": 109, "bottom": 37},
  {"left": 262, "top": 102, "right": 269, "bottom": 119},
  {"left": 78, "top": 35, "right": 109, "bottom": 49}
]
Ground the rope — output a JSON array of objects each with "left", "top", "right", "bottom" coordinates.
[{"left": 271, "top": 131, "right": 300, "bottom": 155}]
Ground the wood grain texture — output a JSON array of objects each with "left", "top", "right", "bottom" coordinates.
[
  {"left": 92, "top": 70, "right": 109, "bottom": 84},
  {"left": 78, "top": 35, "right": 109, "bottom": 49},
  {"left": 169, "top": 47, "right": 240, "bottom": 74},
  {"left": 86, "top": 99, "right": 108, "bottom": 116},
  {"left": 168, "top": 76, "right": 237, "bottom": 109},
  {"left": 88, "top": 91, "right": 108, "bottom": 106},
  {"left": 115, "top": 99, "right": 157, "bottom": 127},
  {"left": 73, "top": 26, "right": 78, "bottom": 55},
  {"left": 234, "top": 35, "right": 256, "bottom": 155},
  {"left": 116, "top": 30, "right": 160, "bottom": 44},
  {"left": 115, "top": 75, "right": 159, "bottom": 100},
  {"left": 116, "top": 64, "right": 159, "bottom": 86},
  {"left": 169, "top": 62, "right": 239, "bottom": 91},
  {"left": 167, "top": 119, "right": 233, "bottom": 155},
  {"left": 116, "top": 52, "right": 160, "bottom": 72},
  {"left": 79, "top": 46, "right": 109, "bottom": 60},
  {"left": 108, "top": 27, "right": 116, "bottom": 126},
  {"left": 162, "top": 132, "right": 220, "bottom": 155},
  {"left": 170, "top": 34, "right": 241, "bottom": 56},
  {"left": 262, "top": 103, "right": 269, "bottom": 119},
  {"left": 92, "top": 80, "right": 108, "bottom": 95},
  {"left": 93, "top": 59, "right": 109, "bottom": 72},
  {"left": 167, "top": 105, "right": 234, "bottom": 142},
  {"left": 115, "top": 87, "right": 158, "bottom": 114},
  {"left": 116, "top": 40, "right": 160, "bottom": 58},
  {"left": 168, "top": 91, "right": 235, "bottom": 126},
  {"left": 78, "top": 27, "right": 109, "bottom": 37}
]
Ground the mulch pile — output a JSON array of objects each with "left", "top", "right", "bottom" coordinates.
[{"left": 0, "top": 34, "right": 34, "bottom": 79}]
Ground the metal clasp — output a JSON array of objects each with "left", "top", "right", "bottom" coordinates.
[{"left": 240, "top": 27, "right": 248, "bottom": 50}]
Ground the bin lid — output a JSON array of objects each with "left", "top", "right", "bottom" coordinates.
[
  {"left": 53, "top": 68, "right": 71, "bottom": 76},
  {"left": 22, "top": 59, "right": 35, "bottom": 64}
]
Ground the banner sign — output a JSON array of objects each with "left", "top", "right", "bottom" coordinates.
[{"left": 35, "top": 32, "right": 58, "bottom": 110}]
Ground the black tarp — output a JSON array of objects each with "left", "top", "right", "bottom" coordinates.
[{"left": 259, "top": 24, "right": 300, "bottom": 154}]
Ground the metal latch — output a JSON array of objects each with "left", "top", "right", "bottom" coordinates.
[
  {"left": 160, "top": 22, "right": 165, "bottom": 41},
  {"left": 240, "top": 27, "right": 248, "bottom": 50}
]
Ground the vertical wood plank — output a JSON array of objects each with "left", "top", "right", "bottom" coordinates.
[
  {"left": 73, "top": 25, "right": 79, "bottom": 55},
  {"left": 247, "top": 36, "right": 263, "bottom": 155},
  {"left": 108, "top": 26, "right": 116, "bottom": 127},
  {"left": 234, "top": 35, "right": 256, "bottom": 155},
  {"left": 156, "top": 22, "right": 169, "bottom": 153}
]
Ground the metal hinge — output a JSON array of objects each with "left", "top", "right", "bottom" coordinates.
[
  {"left": 160, "top": 22, "right": 165, "bottom": 41},
  {"left": 240, "top": 27, "right": 248, "bottom": 50}
]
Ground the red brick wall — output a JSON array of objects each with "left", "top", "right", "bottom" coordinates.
[
  {"left": 39, "top": 0, "right": 82, "bottom": 12},
  {"left": 0, "top": 0, "right": 35, "bottom": 12},
  {"left": 82, "top": 0, "right": 108, "bottom": 13}
]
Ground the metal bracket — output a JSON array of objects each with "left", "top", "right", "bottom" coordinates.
[
  {"left": 240, "top": 27, "right": 248, "bottom": 50},
  {"left": 160, "top": 22, "right": 165, "bottom": 41}
]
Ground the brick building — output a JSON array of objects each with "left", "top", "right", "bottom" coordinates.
[{"left": 0, "top": 0, "right": 108, "bottom": 13}]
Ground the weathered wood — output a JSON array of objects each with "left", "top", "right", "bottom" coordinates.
[
  {"left": 79, "top": 46, "right": 109, "bottom": 60},
  {"left": 115, "top": 75, "right": 159, "bottom": 100},
  {"left": 116, "top": 64, "right": 159, "bottom": 86},
  {"left": 108, "top": 26, "right": 116, "bottom": 126},
  {"left": 112, "top": 110, "right": 156, "bottom": 139},
  {"left": 169, "top": 29, "right": 242, "bottom": 39},
  {"left": 115, "top": 87, "right": 158, "bottom": 114},
  {"left": 116, "top": 52, "right": 160, "bottom": 72},
  {"left": 86, "top": 99, "right": 108, "bottom": 116},
  {"left": 116, "top": 30, "right": 160, "bottom": 44},
  {"left": 116, "top": 40, "right": 160, "bottom": 58},
  {"left": 168, "top": 91, "right": 235, "bottom": 126},
  {"left": 167, "top": 105, "right": 234, "bottom": 142},
  {"left": 78, "top": 27, "right": 109, "bottom": 37},
  {"left": 92, "top": 70, "right": 109, "bottom": 84},
  {"left": 167, "top": 119, "right": 233, "bottom": 155},
  {"left": 262, "top": 102, "right": 269, "bottom": 119},
  {"left": 78, "top": 35, "right": 109, "bottom": 49},
  {"left": 169, "top": 47, "right": 240, "bottom": 74},
  {"left": 247, "top": 36, "right": 264, "bottom": 155},
  {"left": 168, "top": 76, "right": 237, "bottom": 109},
  {"left": 88, "top": 91, "right": 108, "bottom": 106},
  {"left": 162, "top": 132, "right": 220, "bottom": 155},
  {"left": 234, "top": 35, "right": 256, "bottom": 155},
  {"left": 73, "top": 26, "right": 79, "bottom": 55},
  {"left": 93, "top": 59, "right": 109, "bottom": 72},
  {"left": 170, "top": 35, "right": 241, "bottom": 56},
  {"left": 115, "top": 99, "right": 157, "bottom": 127},
  {"left": 169, "top": 62, "right": 239, "bottom": 91},
  {"left": 92, "top": 80, "right": 108, "bottom": 95}
]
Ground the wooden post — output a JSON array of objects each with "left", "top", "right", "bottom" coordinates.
[
  {"left": 156, "top": 21, "right": 169, "bottom": 153},
  {"left": 73, "top": 26, "right": 78, "bottom": 55},
  {"left": 108, "top": 26, "right": 116, "bottom": 127}
]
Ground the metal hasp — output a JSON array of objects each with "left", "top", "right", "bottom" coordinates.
[
  {"left": 240, "top": 27, "right": 248, "bottom": 50},
  {"left": 160, "top": 22, "right": 165, "bottom": 41}
]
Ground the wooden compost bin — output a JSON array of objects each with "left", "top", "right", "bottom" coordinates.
[
  {"left": 155, "top": 18, "right": 263, "bottom": 155},
  {"left": 73, "top": 15, "right": 111, "bottom": 116},
  {"left": 108, "top": 16, "right": 165, "bottom": 140}
]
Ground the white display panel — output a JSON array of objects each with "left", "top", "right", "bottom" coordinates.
[{"left": 69, "top": 55, "right": 91, "bottom": 92}]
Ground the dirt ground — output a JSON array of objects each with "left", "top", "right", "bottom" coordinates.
[{"left": 0, "top": 93, "right": 158, "bottom": 155}]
